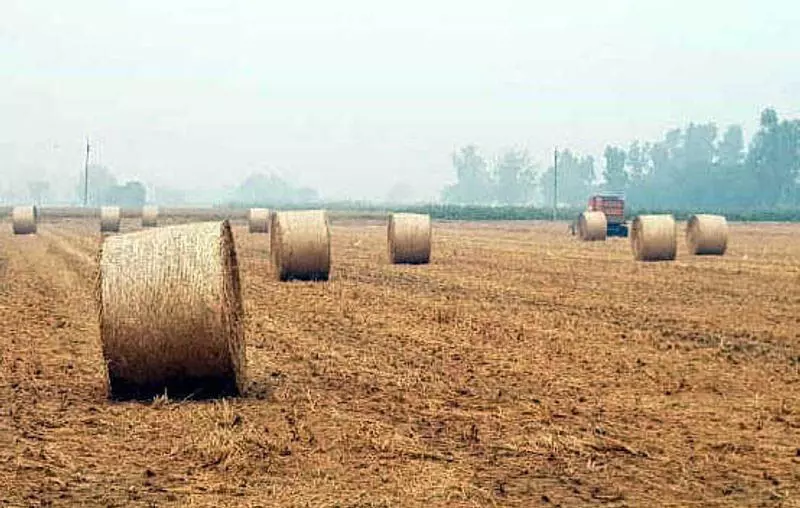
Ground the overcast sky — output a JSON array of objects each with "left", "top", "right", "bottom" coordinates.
[{"left": 1, "top": 0, "right": 798, "bottom": 201}]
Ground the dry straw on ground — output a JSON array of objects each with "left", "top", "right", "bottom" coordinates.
[
  {"left": 98, "top": 221, "right": 245, "bottom": 399},
  {"left": 141, "top": 206, "right": 159, "bottom": 227},
  {"left": 11, "top": 205, "right": 37, "bottom": 235},
  {"left": 99, "top": 206, "right": 121, "bottom": 233},
  {"left": 270, "top": 209, "right": 331, "bottom": 281},
  {"left": 631, "top": 214, "right": 677, "bottom": 261},
  {"left": 388, "top": 213, "right": 432, "bottom": 264},
  {"left": 577, "top": 211, "right": 607, "bottom": 242},
  {"left": 687, "top": 214, "right": 728, "bottom": 255},
  {"left": 248, "top": 208, "right": 271, "bottom": 233}
]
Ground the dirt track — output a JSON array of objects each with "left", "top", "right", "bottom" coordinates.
[{"left": 1, "top": 218, "right": 798, "bottom": 507}]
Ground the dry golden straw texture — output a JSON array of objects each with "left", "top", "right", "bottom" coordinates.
[
  {"left": 99, "top": 206, "right": 121, "bottom": 233},
  {"left": 631, "top": 214, "right": 677, "bottom": 261},
  {"left": 577, "top": 211, "right": 607, "bottom": 241},
  {"left": 12, "top": 205, "right": 37, "bottom": 235},
  {"left": 387, "top": 213, "right": 432, "bottom": 264},
  {"left": 270, "top": 209, "right": 331, "bottom": 281},
  {"left": 98, "top": 221, "right": 245, "bottom": 399},
  {"left": 248, "top": 208, "right": 271, "bottom": 233},
  {"left": 687, "top": 214, "right": 728, "bottom": 255},
  {"left": 141, "top": 205, "right": 159, "bottom": 227}
]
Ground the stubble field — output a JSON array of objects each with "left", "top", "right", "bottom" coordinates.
[{"left": 0, "top": 217, "right": 798, "bottom": 507}]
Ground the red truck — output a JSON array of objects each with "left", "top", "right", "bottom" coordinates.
[{"left": 571, "top": 192, "right": 629, "bottom": 237}]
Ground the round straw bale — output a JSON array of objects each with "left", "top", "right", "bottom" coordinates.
[
  {"left": 248, "top": 208, "right": 271, "bottom": 233},
  {"left": 687, "top": 214, "right": 728, "bottom": 255},
  {"left": 388, "top": 213, "right": 432, "bottom": 264},
  {"left": 100, "top": 206, "right": 121, "bottom": 233},
  {"left": 270, "top": 210, "right": 330, "bottom": 281},
  {"left": 631, "top": 214, "right": 677, "bottom": 261},
  {"left": 141, "top": 205, "right": 159, "bottom": 227},
  {"left": 577, "top": 211, "right": 607, "bottom": 241},
  {"left": 98, "top": 221, "right": 245, "bottom": 399},
  {"left": 12, "top": 205, "right": 37, "bottom": 235}
]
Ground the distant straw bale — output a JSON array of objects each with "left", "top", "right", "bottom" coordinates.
[
  {"left": 687, "top": 214, "right": 728, "bottom": 255},
  {"left": 631, "top": 214, "right": 676, "bottom": 261},
  {"left": 387, "top": 213, "right": 432, "bottom": 264},
  {"left": 98, "top": 221, "right": 245, "bottom": 399},
  {"left": 100, "top": 206, "right": 121, "bottom": 233},
  {"left": 577, "top": 211, "right": 607, "bottom": 241},
  {"left": 12, "top": 206, "right": 37, "bottom": 235},
  {"left": 141, "top": 206, "right": 159, "bottom": 227},
  {"left": 248, "top": 208, "right": 271, "bottom": 233},
  {"left": 270, "top": 210, "right": 330, "bottom": 281}
]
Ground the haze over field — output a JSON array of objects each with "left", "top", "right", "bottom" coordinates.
[{"left": 1, "top": 0, "right": 799, "bottom": 203}]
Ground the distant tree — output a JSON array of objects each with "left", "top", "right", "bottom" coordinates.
[
  {"left": 293, "top": 186, "right": 320, "bottom": 203},
  {"left": 494, "top": 148, "right": 537, "bottom": 205},
  {"left": 602, "top": 146, "right": 627, "bottom": 192},
  {"left": 442, "top": 145, "right": 493, "bottom": 204},
  {"left": 106, "top": 181, "right": 146, "bottom": 207},
  {"left": 76, "top": 165, "right": 118, "bottom": 205},
  {"left": 680, "top": 122, "right": 718, "bottom": 206},
  {"left": 385, "top": 181, "right": 415, "bottom": 204},
  {"left": 437, "top": 109, "right": 800, "bottom": 212},
  {"left": 233, "top": 172, "right": 319, "bottom": 205},
  {"left": 626, "top": 140, "right": 650, "bottom": 184},
  {"left": 711, "top": 125, "right": 751, "bottom": 208},
  {"left": 745, "top": 108, "right": 800, "bottom": 207},
  {"left": 540, "top": 149, "right": 595, "bottom": 206},
  {"left": 27, "top": 180, "right": 50, "bottom": 205},
  {"left": 717, "top": 125, "right": 745, "bottom": 167}
]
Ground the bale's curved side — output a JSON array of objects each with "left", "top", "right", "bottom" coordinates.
[
  {"left": 100, "top": 206, "right": 122, "bottom": 233},
  {"left": 248, "top": 208, "right": 271, "bottom": 233},
  {"left": 270, "top": 210, "right": 331, "bottom": 281},
  {"left": 577, "top": 211, "right": 607, "bottom": 241},
  {"left": 388, "top": 213, "right": 432, "bottom": 264},
  {"left": 12, "top": 206, "right": 37, "bottom": 235},
  {"left": 98, "top": 221, "right": 246, "bottom": 399},
  {"left": 631, "top": 214, "right": 677, "bottom": 261},
  {"left": 141, "top": 206, "right": 159, "bottom": 228},
  {"left": 687, "top": 214, "right": 728, "bottom": 255}
]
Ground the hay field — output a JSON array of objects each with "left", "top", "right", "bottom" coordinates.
[{"left": 0, "top": 217, "right": 798, "bottom": 507}]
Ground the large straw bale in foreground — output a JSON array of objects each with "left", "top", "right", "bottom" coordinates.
[
  {"left": 577, "top": 211, "right": 607, "bottom": 241},
  {"left": 98, "top": 221, "right": 245, "bottom": 399},
  {"left": 141, "top": 205, "right": 159, "bottom": 227},
  {"left": 388, "top": 213, "right": 432, "bottom": 264},
  {"left": 100, "top": 206, "right": 121, "bottom": 233},
  {"left": 271, "top": 210, "right": 330, "bottom": 281},
  {"left": 631, "top": 214, "right": 677, "bottom": 261},
  {"left": 11, "top": 206, "right": 37, "bottom": 235},
  {"left": 687, "top": 214, "right": 728, "bottom": 255},
  {"left": 248, "top": 208, "right": 271, "bottom": 233}
]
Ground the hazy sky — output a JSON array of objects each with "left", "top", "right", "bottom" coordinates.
[{"left": 1, "top": 0, "right": 798, "bottom": 201}]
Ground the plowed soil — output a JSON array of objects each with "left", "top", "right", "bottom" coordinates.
[{"left": 1, "top": 218, "right": 798, "bottom": 507}]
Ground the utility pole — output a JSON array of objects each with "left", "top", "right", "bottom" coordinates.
[
  {"left": 83, "top": 138, "right": 90, "bottom": 207},
  {"left": 552, "top": 147, "right": 558, "bottom": 221}
]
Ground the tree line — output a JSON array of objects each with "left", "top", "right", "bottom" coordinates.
[{"left": 442, "top": 108, "right": 800, "bottom": 210}]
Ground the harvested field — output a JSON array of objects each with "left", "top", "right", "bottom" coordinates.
[{"left": 0, "top": 218, "right": 799, "bottom": 507}]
